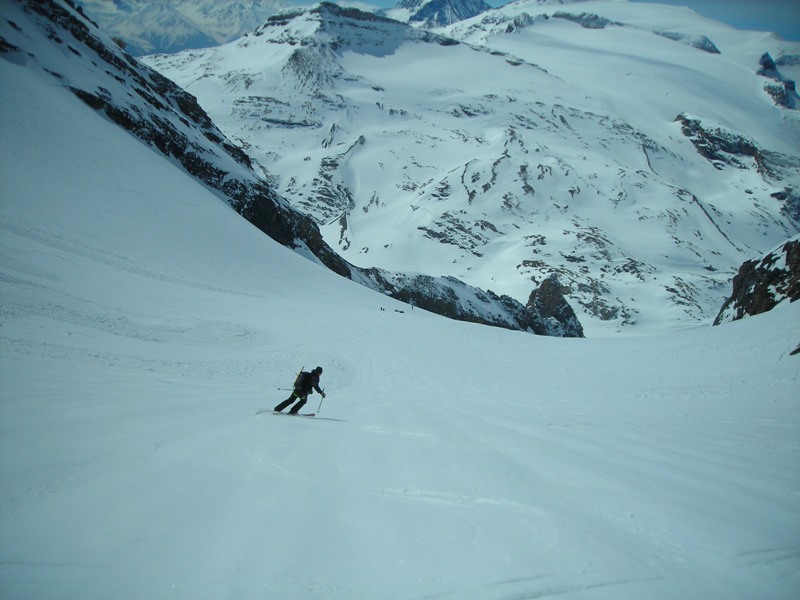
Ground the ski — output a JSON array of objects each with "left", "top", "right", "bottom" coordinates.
[
  {"left": 275, "top": 411, "right": 316, "bottom": 417},
  {"left": 256, "top": 409, "right": 316, "bottom": 417}
]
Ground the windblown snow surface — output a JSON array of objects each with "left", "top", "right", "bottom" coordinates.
[{"left": 1, "top": 16, "right": 800, "bottom": 600}]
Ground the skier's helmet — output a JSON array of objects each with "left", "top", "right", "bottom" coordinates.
[{"left": 314, "top": 366, "right": 323, "bottom": 374}]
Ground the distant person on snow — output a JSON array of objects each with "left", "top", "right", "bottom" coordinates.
[{"left": 274, "top": 367, "right": 325, "bottom": 414}]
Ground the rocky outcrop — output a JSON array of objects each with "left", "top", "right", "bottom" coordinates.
[
  {"left": 757, "top": 52, "right": 798, "bottom": 109},
  {"left": 654, "top": 31, "right": 720, "bottom": 54},
  {"left": 552, "top": 12, "right": 622, "bottom": 29},
  {"left": 525, "top": 274, "right": 585, "bottom": 338},
  {"left": 675, "top": 114, "right": 800, "bottom": 228},
  {"left": 400, "top": 0, "right": 490, "bottom": 27},
  {"left": 674, "top": 113, "right": 800, "bottom": 186},
  {"left": 357, "top": 269, "right": 532, "bottom": 331},
  {"left": 771, "top": 188, "right": 800, "bottom": 226},
  {"left": 354, "top": 269, "right": 585, "bottom": 337},
  {"left": 714, "top": 235, "right": 800, "bottom": 324},
  {"left": 675, "top": 113, "right": 772, "bottom": 174}
]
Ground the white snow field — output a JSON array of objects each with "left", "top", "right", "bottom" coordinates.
[{"left": 2, "top": 16, "right": 800, "bottom": 600}]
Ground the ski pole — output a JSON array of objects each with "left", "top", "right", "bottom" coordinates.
[{"left": 317, "top": 390, "right": 325, "bottom": 413}]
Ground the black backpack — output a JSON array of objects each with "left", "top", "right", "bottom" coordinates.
[{"left": 293, "top": 371, "right": 310, "bottom": 393}]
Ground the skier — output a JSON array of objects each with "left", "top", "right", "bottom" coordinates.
[{"left": 274, "top": 366, "right": 325, "bottom": 414}]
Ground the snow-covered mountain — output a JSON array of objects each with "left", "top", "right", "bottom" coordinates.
[
  {"left": 75, "top": 0, "right": 494, "bottom": 52},
  {"left": 143, "top": 0, "right": 800, "bottom": 336},
  {"left": 74, "top": 0, "right": 285, "bottom": 55},
  {"left": 3, "top": 2, "right": 800, "bottom": 598},
  {"left": 386, "top": 0, "right": 491, "bottom": 27},
  {"left": 3, "top": 0, "right": 589, "bottom": 334}
]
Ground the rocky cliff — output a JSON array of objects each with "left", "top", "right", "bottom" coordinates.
[{"left": 714, "top": 235, "right": 800, "bottom": 324}]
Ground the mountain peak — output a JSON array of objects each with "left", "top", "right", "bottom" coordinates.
[
  {"left": 411, "top": 0, "right": 491, "bottom": 27},
  {"left": 392, "top": 0, "right": 491, "bottom": 27}
]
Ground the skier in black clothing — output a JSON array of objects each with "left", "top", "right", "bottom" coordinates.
[{"left": 274, "top": 367, "right": 325, "bottom": 414}]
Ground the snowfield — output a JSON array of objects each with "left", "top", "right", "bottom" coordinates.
[{"left": 2, "top": 16, "right": 800, "bottom": 600}]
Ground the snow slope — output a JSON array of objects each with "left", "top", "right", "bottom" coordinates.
[
  {"left": 2, "top": 13, "right": 800, "bottom": 600},
  {"left": 143, "top": 0, "right": 800, "bottom": 336}
]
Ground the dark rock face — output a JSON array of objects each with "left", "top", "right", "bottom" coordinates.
[
  {"left": 714, "top": 236, "right": 800, "bottom": 325},
  {"left": 359, "top": 269, "right": 539, "bottom": 331},
  {"left": 359, "top": 270, "right": 586, "bottom": 337},
  {"left": 758, "top": 52, "right": 779, "bottom": 77},
  {"left": 400, "top": 0, "right": 490, "bottom": 27},
  {"left": 552, "top": 12, "right": 622, "bottom": 29},
  {"left": 675, "top": 113, "right": 800, "bottom": 227},
  {"left": 757, "top": 52, "right": 798, "bottom": 109},
  {"left": 525, "top": 275, "right": 585, "bottom": 338},
  {"left": 654, "top": 31, "right": 720, "bottom": 54},
  {"left": 674, "top": 113, "right": 800, "bottom": 188},
  {"left": 675, "top": 113, "right": 773, "bottom": 175},
  {"left": 771, "top": 188, "right": 800, "bottom": 226}
]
